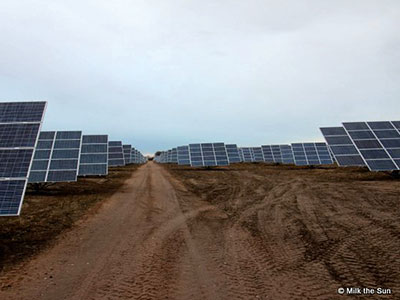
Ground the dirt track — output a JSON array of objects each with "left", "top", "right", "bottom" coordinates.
[{"left": 0, "top": 162, "right": 399, "bottom": 299}]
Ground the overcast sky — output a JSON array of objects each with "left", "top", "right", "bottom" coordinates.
[{"left": 1, "top": 1, "right": 399, "bottom": 154}]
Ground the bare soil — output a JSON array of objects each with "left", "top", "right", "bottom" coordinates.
[
  {"left": 0, "top": 165, "right": 139, "bottom": 274},
  {"left": 0, "top": 162, "right": 399, "bottom": 299}
]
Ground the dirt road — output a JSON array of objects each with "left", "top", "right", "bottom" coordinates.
[{"left": 1, "top": 162, "right": 399, "bottom": 299}]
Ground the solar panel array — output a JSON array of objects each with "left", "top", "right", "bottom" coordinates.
[
  {"left": 0, "top": 101, "right": 147, "bottom": 216},
  {"left": 79, "top": 135, "right": 108, "bottom": 176},
  {"left": 0, "top": 101, "right": 46, "bottom": 216},
  {"left": 343, "top": 121, "right": 400, "bottom": 171},
  {"left": 321, "top": 121, "right": 400, "bottom": 171},
  {"left": 156, "top": 143, "right": 231, "bottom": 167}
]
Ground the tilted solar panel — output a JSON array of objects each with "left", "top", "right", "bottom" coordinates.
[
  {"left": 29, "top": 131, "right": 54, "bottom": 182},
  {"left": 292, "top": 142, "right": 334, "bottom": 166},
  {"left": 29, "top": 131, "right": 82, "bottom": 183},
  {"left": 280, "top": 145, "right": 295, "bottom": 164},
  {"left": 171, "top": 148, "right": 178, "bottom": 164},
  {"left": 0, "top": 101, "right": 46, "bottom": 216},
  {"left": 271, "top": 145, "right": 283, "bottom": 163},
  {"left": 303, "top": 143, "right": 320, "bottom": 165},
  {"left": 343, "top": 121, "right": 400, "bottom": 171},
  {"left": 213, "top": 143, "right": 229, "bottom": 166},
  {"left": 108, "top": 141, "right": 125, "bottom": 166},
  {"left": 315, "top": 142, "right": 333, "bottom": 165},
  {"left": 189, "top": 144, "right": 203, "bottom": 166},
  {"left": 320, "top": 127, "right": 366, "bottom": 167},
  {"left": 238, "top": 148, "right": 244, "bottom": 162},
  {"left": 252, "top": 147, "right": 264, "bottom": 162},
  {"left": 0, "top": 101, "right": 47, "bottom": 123},
  {"left": 177, "top": 146, "right": 191, "bottom": 165},
  {"left": 291, "top": 143, "right": 309, "bottom": 165},
  {"left": 225, "top": 144, "right": 241, "bottom": 163},
  {"left": 240, "top": 147, "right": 254, "bottom": 162},
  {"left": 131, "top": 148, "right": 137, "bottom": 164},
  {"left": 261, "top": 145, "right": 274, "bottom": 163},
  {"left": 201, "top": 143, "right": 216, "bottom": 166},
  {"left": 167, "top": 149, "right": 172, "bottom": 163},
  {"left": 79, "top": 135, "right": 108, "bottom": 176},
  {"left": 123, "top": 145, "right": 132, "bottom": 165}
]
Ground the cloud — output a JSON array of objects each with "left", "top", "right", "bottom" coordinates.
[{"left": 0, "top": 0, "right": 399, "bottom": 152}]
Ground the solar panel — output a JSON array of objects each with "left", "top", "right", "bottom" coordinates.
[
  {"left": 225, "top": 144, "right": 241, "bottom": 163},
  {"left": 252, "top": 147, "right": 264, "bottom": 162},
  {"left": 238, "top": 148, "right": 244, "bottom": 162},
  {"left": 342, "top": 121, "right": 400, "bottom": 171},
  {"left": 131, "top": 147, "right": 137, "bottom": 164},
  {"left": 271, "top": 145, "right": 283, "bottom": 163},
  {"left": 303, "top": 143, "right": 320, "bottom": 165},
  {"left": 201, "top": 143, "right": 217, "bottom": 166},
  {"left": 167, "top": 149, "right": 172, "bottom": 163},
  {"left": 213, "top": 143, "right": 229, "bottom": 166},
  {"left": 291, "top": 142, "right": 334, "bottom": 166},
  {"left": 240, "top": 147, "right": 254, "bottom": 162},
  {"left": 123, "top": 145, "right": 132, "bottom": 165},
  {"left": 0, "top": 101, "right": 47, "bottom": 123},
  {"left": 0, "top": 101, "right": 46, "bottom": 216},
  {"left": 189, "top": 144, "right": 203, "bottom": 166},
  {"left": 171, "top": 148, "right": 178, "bottom": 164},
  {"left": 261, "top": 145, "right": 274, "bottom": 163},
  {"left": 108, "top": 141, "right": 125, "bottom": 166},
  {"left": 280, "top": 145, "right": 295, "bottom": 164},
  {"left": 78, "top": 135, "right": 108, "bottom": 176},
  {"left": 29, "top": 131, "right": 82, "bottom": 183},
  {"left": 177, "top": 146, "right": 190, "bottom": 165},
  {"left": 158, "top": 151, "right": 165, "bottom": 163},
  {"left": 292, "top": 143, "right": 310, "bottom": 165},
  {"left": 320, "top": 127, "right": 366, "bottom": 166},
  {"left": 315, "top": 142, "right": 334, "bottom": 165}
]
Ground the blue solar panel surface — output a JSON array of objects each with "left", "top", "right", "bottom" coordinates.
[
  {"left": 108, "top": 141, "right": 125, "bottom": 166},
  {"left": 79, "top": 135, "right": 108, "bottom": 176},
  {"left": 171, "top": 148, "right": 178, "bottom": 164},
  {"left": 29, "top": 131, "right": 82, "bottom": 183},
  {"left": 252, "top": 147, "right": 264, "bottom": 162},
  {"left": 343, "top": 121, "right": 400, "bottom": 171},
  {"left": 189, "top": 144, "right": 203, "bottom": 167},
  {"left": 225, "top": 144, "right": 241, "bottom": 163},
  {"left": 0, "top": 101, "right": 46, "bottom": 216},
  {"left": 320, "top": 127, "right": 366, "bottom": 167},
  {"left": 280, "top": 145, "right": 295, "bottom": 164},
  {"left": 213, "top": 143, "right": 229, "bottom": 166},
  {"left": 177, "top": 146, "right": 190, "bottom": 165},
  {"left": 240, "top": 148, "right": 254, "bottom": 162},
  {"left": 123, "top": 145, "right": 132, "bottom": 164},
  {"left": 292, "top": 142, "right": 334, "bottom": 166},
  {"left": 261, "top": 145, "right": 274, "bottom": 163},
  {"left": 0, "top": 101, "right": 46, "bottom": 123}
]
